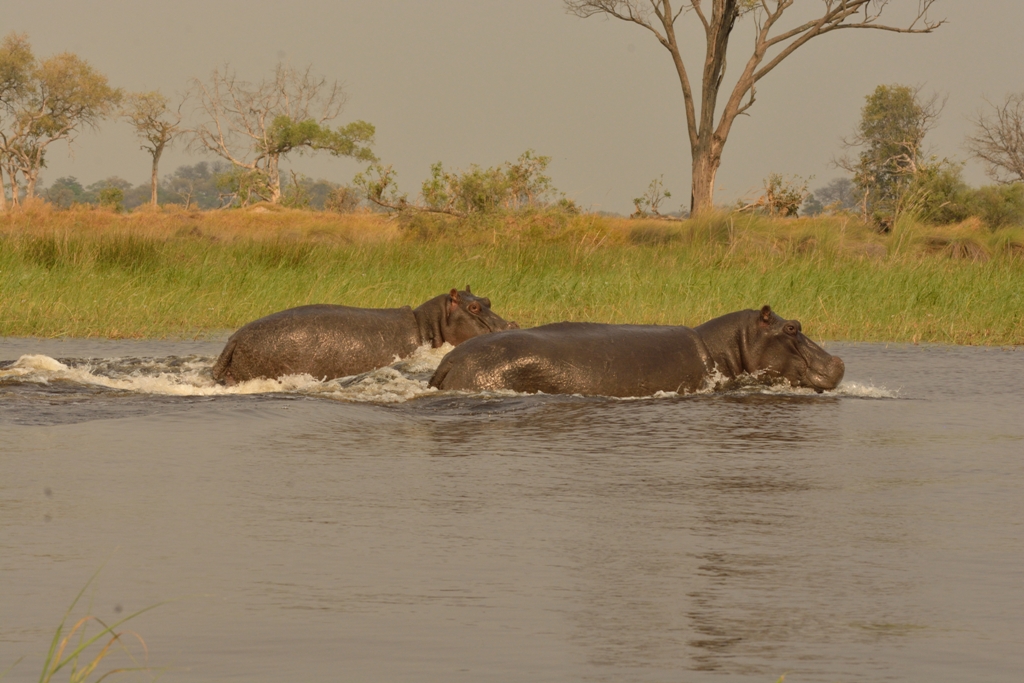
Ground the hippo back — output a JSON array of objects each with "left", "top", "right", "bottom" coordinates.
[
  {"left": 430, "top": 322, "right": 712, "bottom": 396},
  {"left": 213, "top": 304, "right": 420, "bottom": 383}
]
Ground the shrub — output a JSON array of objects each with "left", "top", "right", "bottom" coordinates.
[
  {"left": 966, "top": 183, "right": 1024, "bottom": 229},
  {"left": 631, "top": 176, "right": 673, "bottom": 218},
  {"left": 907, "top": 160, "right": 972, "bottom": 225},
  {"left": 739, "top": 174, "right": 808, "bottom": 217},
  {"left": 97, "top": 186, "right": 125, "bottom": 213},
  {"left": 420, "top": 150, "right": 560, "bottom": 216},
  {"left": 324, "top": 185, "right": 361, "bottom": 213}
]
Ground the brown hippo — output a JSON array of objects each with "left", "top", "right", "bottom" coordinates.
[
  {"left": 212, "top": 287, "right": 516, "bottom": 384},
  {"left": 429, "top": 306, "right": 844, "bottom": 397}
]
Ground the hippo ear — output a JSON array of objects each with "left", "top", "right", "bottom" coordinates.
[
  {"left": 760, "top": 305, "right": 773, "bottom": 325},
  {"left": 465, "top": 284, "right": 472, "bottom": 294},
  {"left": 447, "top": 288, "right": 461, "bottom": 316}
]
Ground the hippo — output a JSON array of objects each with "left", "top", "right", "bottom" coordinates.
[
  {"left": 212, "top": 287, "right": 517, "bottom": 384},
  {"left": 429, "top": 306, "right": 844, "bottom": 397}
]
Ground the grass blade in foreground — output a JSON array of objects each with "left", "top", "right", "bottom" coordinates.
[{"left": 29, "top": 565, "right": 167, "bottom": 683}]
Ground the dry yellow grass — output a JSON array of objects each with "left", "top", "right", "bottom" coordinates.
[{"left": 1, "top": 198, "right": 402, "bottom": 244}]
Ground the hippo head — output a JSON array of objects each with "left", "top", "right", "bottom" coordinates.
[
  {"left": 741, "top": 305, "right": 845, "bottom": 392},
  {"left": 440, "top": 285, "right": 518, "bottom": 346}
]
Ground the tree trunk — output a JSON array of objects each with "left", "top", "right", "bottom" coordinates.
[
  {"left": 151, "top": 151, "right": 160, "bottom": 206},
  {"left": 690, "top": 144, "right": 721, "bottom": 216},
  {"left": 0, "top": 168, "right": 7, "bottom": 211},
  {"left": 5, "top": 163, "right": 20, "bottom": 207},
  {"left": 267, "top": 155, "right": 282, "bottom": 204},
  {"left": 25, "top": 170, "right": 38, "bottom": 199}
]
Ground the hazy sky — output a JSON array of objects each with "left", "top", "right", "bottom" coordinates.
[{"left": 7, "top": 1, "right": 1023, "bottom": 214}]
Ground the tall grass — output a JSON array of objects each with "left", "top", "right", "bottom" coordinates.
[{"left": 1, "top": 203, "right": 1022, "bottom": 344}]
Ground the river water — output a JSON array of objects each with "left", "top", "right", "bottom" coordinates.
[{"left": 1, "top": 337, "right": 1022, "bottom": 683}]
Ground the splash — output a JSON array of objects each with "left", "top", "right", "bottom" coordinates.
[
  {"left": 829, "top": 381, "right": 898, "bottom": 399},
  {"left": 699, "top": 364, "right": 897, "bottom": 399},
  {"left": 310, "top": 344, "right": 456, "bottom": 403},
  {"left": 707, "top": 378, "right": 897, "bottom": 399},
  {"left": 1, "top": 344, "right": 895, "bottom": 404},
  {"left": 3, "top": 352, "right": 269, "bottom": 396},
  {"left": 0, "top": 343, "right": 456, "bottom": 404}
]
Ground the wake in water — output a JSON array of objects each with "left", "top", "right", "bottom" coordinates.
[
  {"left": 1, "top": 342, "right": 897, "bottom": 404},
  {"left": 0, "top": 344, "right": 450, "bottom": 404}
]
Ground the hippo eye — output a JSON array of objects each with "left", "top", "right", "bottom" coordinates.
[
  {"left": 784, "top": 324, "right": 797, "bottom": 335},
  {"left": 468, "top": 302, "right": 482, "bottom": 314}
]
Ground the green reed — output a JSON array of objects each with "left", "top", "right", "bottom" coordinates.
[{"left": 1, "top": 213, "right": 1022, "bottom": 344}]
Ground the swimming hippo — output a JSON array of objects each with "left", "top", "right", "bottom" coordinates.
[
  {"left": 212, "top": 287, "right": 517, "bottom": 384},
  {"left": 429, "top": 306, "right": 844, "bottom": 397}
]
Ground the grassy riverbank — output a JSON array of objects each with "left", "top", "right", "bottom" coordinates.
[{"left": 2, "top": 202, "right": 1022, "bottom": 345}]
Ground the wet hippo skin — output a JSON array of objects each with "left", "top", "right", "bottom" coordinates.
[
  {"left": 213, "top": 287, "right": 517, "bottom": 384},
  {"left": 430, "top": 306, "right": 844, "bottom": 397}
]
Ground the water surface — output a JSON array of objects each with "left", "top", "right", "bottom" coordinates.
[{"left": 1, "top": 338, "right": 1022, "bottom": 682}]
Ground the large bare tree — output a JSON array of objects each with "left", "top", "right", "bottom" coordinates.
[
  {"left": 189, "top": 63, "right": 375, "bottom": 205},
  {"left": 966, "top": 92, "right": 1024, "bottom": 185},
  {"left": 122, "top": 90, "right": 183, "bottom": 206},
  {"left": 564, "top": 1, "right": 943, "bottom": 215}
]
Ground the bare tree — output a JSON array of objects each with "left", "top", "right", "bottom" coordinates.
[
  {"left": 564, "top": 1, "right": 943, "bottom": 215},
  {"left": 966, "top": 92, "right": 1024, "bottom": 185},
  {"left": 122, "top": 90, "right": 183, "bottom": 206},
  {"left": 189, "top": 63, "right": 375, "bottom": 205}
]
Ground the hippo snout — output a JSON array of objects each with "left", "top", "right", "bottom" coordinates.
[{"left": 816, "top": 355, "right": 845, "bottom": 390}]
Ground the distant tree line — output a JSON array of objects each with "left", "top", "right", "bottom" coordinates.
[
  {"left": 703, "top": 82, "right": 1024, "bottom": 232},
  {"left": 7, "top": 29, "right": 1024, "bottom": 230},
  {"left": 0, "top": 32, "right": 375, "bottom": 211},
  {"left": 800, "top": 84, "right": 1024, "bottom": 231},
  {"left": 1, "top": 31, "right": 572, "bottom": 218},
  {"left": 41, "top": 162, "right": 363, "bottom": 212}
]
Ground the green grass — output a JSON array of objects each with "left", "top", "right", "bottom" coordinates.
[{"left": 1, "top": 206, "right": 1022, "bottom": 345}]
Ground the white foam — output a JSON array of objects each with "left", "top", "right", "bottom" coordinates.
[
  {"left": 831, "top": 381, "right": 898, "bottom": 399},
  {"left": 0, "top": 343, "right": 454, "bottom": 403},
  {"left": 1, "top": 354, "right": 70, "bottom": 377},
  {"left": 446, "top": 376, "right": 897, "bottom": 401},
  {"left": 1, "top": 346, "right": 897, "bottom": 404},
  {"left": 705, "top": 379, "right": 897, "bottom": 399},
  {"left": 2, "top": 353, "right": 263, "bottom": 396},
  {"left": 317, "top": 367, "right": 438, "bottom": 403},
  {"left": 390, "top": 342, "right": 454, "bottom": 374}
]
